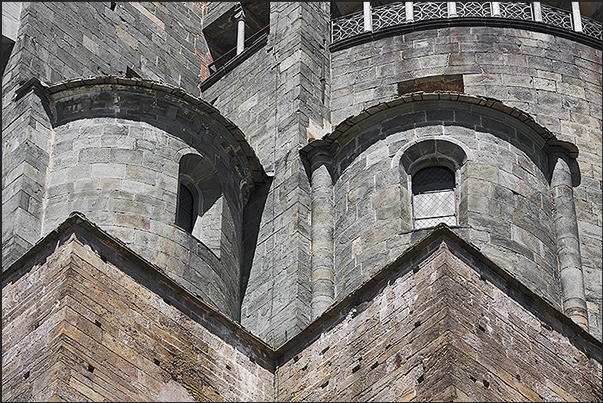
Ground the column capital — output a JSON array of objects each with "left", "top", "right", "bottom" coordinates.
[
  {"left": 235, "top": 4, "right": 246, "bottom": 21},
  {"left": 549, "top": 150, "right": 577, "bottom": 188},
  {"left": 571, "top": 2, "right": 583, "bottom": 32},
  {"left": 307, "top": 148, "right": 332, "bottom": 171}
]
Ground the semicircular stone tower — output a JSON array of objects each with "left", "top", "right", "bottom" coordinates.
[
  {"left": 32, "top": 78, "right": 267, "bottom": 319},
  {"left": 2, "top": 2, "right": 602, "bottom": 402}
]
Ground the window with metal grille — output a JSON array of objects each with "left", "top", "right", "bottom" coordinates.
[
  {"left": 177, "top": 183, "right": 195, "bottom": 233},
  {"left": 412, "top": 166, "right": 457, "bottom": 229}
]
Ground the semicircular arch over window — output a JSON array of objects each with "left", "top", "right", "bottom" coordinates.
[{"left": 395, "top": 137, "right": 471, "bottom": 230}]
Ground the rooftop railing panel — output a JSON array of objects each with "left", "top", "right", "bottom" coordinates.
[
  {"left": 456, "top": 2, "right": 491, "bottom": 18},
  {"left": 583, "top": 16, "right": 603, "bottom": 39},
  {"left": 499, "top": 2, "right": 533, "bottom": 21},
  {"left": 541, "top": 3, "right": 574, "bottom": 30},
  {"left": 413, "top": 2, "right": 448, "bottom": 21},
  {"left": 331, "top": 2, "right": 602, "bottom": 45},
  {"left": 372, "top": 2, "right": 407, "bottom": 31},
  {"left": 332, "top": 9, "right": 365, "bottom": 43}
]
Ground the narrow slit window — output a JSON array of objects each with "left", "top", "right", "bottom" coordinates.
[
  {"left": 177, "top": 183, "right": 195, "bottom": 233},
  {"left": 412, "top": 166, "right": 457, "bottom": 229}
]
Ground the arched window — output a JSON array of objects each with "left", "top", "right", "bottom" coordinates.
[
  {"left": 412, "top": 166, "right": 457, "bottom": 229},
  {"left": 176, "top": 182, "right": 195, "bottom": 233},
  {"left": 175, "top": 154, "right": 226, "bottom": 257}
]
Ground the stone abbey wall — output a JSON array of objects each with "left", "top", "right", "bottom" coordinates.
[
  {"left": 202, "top": 16, "right": 602, "bottom": 341},
  {"left": 326, "top": 102, "right": 560, "bottom": 310},
  {"left": 2, "top": 2, "right": 214, "bottom": 302},
  {"left": 2, "top": 2, "right": 205, "bottom": 98},
  {"left": 2, "top": 5, "right": 602, "bottom": 395},
  {"left": 2, "top": 215, "right": 601, "bottom": 402},
  {"left": 44, "top": 113, "right": 242, "bottom": 318},
  {"left": 328, "top": 26, "right": 602, "bottom": 338},
  {"left": 3, "top": 76, "right": 267, "bottom": 320},
  {"left": 276, "top": 237, "right": 601, "bottom": 402},
  {"left": 201, "top": 2, "right": 333, "bottom": 347},
  {"left": 2, "top": 220, "right": 274, "bottom": 402}
]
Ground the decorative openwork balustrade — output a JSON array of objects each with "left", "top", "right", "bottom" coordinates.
[{"left": 332, "top": 2, "right": 602, "bottom": 44}]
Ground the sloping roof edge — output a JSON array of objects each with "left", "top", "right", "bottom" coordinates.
[
  {"left": 1, "top": 211, "right": 277, "bottom": 369},
  {"left": 3, "top": 212, "right": 601, "bottom": 367},
  {"left": 276, "top": 222, "right": 602, "bottom": 363}
]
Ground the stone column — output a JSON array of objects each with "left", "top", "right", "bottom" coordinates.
[
  {"left": 532, "top": 2, "right": 542, "bottom": 22},
  {"left": 363, "top": 2, "right": 372, "bottom": 32},
  {"left": 550, "top": 152, "right": 588, "bottom": 329},
  {"left": 571, "top": 2, "right": 583, "bottom": 32},
  {"left": 405, "top": 2, "right": 414, "bottom": 22},
  {"left": 235, "top": 5, "right": 246, "bottom": 55},
  {"left": 310, "top": 151, "right": 335, "bottom": 319},
  {"left": 447, "top": 2, "right": 457, "bottom": 18}
]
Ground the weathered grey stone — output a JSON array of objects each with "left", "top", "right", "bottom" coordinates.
[{"left": 2, "top": 6, "right": 602, "bottom": 398}]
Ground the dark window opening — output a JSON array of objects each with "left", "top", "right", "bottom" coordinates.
[
  {"left": 412, "top": 166, "right": 457, "bottom": 229},
  {"left": 177, "top": 183, "right": 195, "bottom": 233},
  {"left": 2, "top": 37, "right": 16, "bottom": 78},
  {"left": 412, "top": 166, "right": 455, "bottom": 193},
  {"left": 201, "top": 3, "right": 270, "bottom": 77}
]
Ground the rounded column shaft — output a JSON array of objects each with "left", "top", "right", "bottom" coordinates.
[
  {"left": 551, "top": 153, "right": 588, "bottom": 329},
  {"left": 310, "top": 154, "right": 334, "bottom": 319},
  {"left": 235, "top": 5, "right": 246, "bottom": 55}
]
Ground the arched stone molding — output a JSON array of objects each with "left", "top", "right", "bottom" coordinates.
[
  {"left": 300, "top": 91, "right": 578, "bottom": 168},
  {"left": 34, "top": 75, "right": 268, "bottom": 204},
  {"left": 393, "top": 136, "right": 473, "bottom": 174}
]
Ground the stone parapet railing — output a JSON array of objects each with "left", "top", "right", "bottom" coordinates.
[{"left": 331, "top": 2, "right": 602, "bottom": 45}]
